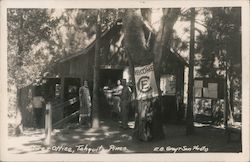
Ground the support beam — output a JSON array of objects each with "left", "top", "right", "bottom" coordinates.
[
  {"left": 44, "top": 102, "right": 52, "bottom": 146},
  {"left": 92, "top": 10, "right": 102, "bottom": 128}
]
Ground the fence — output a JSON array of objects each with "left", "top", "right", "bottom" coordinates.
[{"left": 44, "top": 97, "right": 79, "bottom": 146}]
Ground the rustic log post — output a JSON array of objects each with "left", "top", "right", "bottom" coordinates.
[
  {"left": 92, "top": 10, "right": 102, "bottom": 128},
  {"left": 44, "top": 102, "right": 52, "bottom": 146},
  {"left": 186, "top": 7, "right": 195, "bottom": 135}
]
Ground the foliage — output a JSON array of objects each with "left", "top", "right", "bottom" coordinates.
[
  {"left": 7, "top": 9, "right": 123, "bottom": 131},
  {"left": 8, "top": 9, "right": 57, "bottom": 88},
  {"left": 8, "top": 9, "right": 122, "bottom": 90},
  {"left": 196, "top": 7, "right": 241, "bottom": 77},
  {"left": 195, "top": 7, "right": 242, "bottom": 121}
]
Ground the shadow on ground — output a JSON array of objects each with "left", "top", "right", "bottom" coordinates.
[{"left": 8, "top": 120, "right": 242, "bottom": 154}]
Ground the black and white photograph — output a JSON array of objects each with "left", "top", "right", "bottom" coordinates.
[{"left": 0, "top": 0, "right": 249, "bottom": 161}]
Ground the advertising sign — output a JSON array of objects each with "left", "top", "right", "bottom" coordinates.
[{"left": 134, "top": 63, "right": 159, "bottom": 100}]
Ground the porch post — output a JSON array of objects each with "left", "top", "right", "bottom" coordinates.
[{"left": 44, "top": 102, "right": 52, "bottom": 146}]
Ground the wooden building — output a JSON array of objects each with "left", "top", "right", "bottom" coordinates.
[{"left": 19, "top": 20, "right": 188, "bottom": 127}]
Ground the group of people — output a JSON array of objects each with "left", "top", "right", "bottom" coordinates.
[
  {"left": 79, "top": 79, "right": 132, "bottom": 129},
  {"left": 109, "top": 79, "right": 132, "bottom": 129},
  {"left": 31, "top": 78, "right": 132, "bottom": 129}
]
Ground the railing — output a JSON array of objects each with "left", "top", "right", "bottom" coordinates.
[{"left": 44, "top": 97, "right": 79, "bottom": 146}]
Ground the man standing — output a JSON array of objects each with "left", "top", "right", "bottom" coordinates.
[
  {"left": 112, "top": 80, "right": 123, "bottom": 119},
  {"left": 79, "top": 80, "right": 92, "bottom": 127},
  {"left": 120, "top": 79, "right": 131, "bottom": 129},
  {"left": 33, "top": 92, "right": 45, "bottom": 128}
]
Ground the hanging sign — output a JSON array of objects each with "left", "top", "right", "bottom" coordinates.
[{"left": 134, "top": 63, "right": 159, "bottom": 100}]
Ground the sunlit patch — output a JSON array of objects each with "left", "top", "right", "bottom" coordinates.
[
  {"left": 89, "top": 137, "right": 97, "bottom": 141},
  {"left": 101, "top": 126, "right": 109, "bottom": 130},
  {"left": 194, "top": 122, "right": 210, "bottom": 127},
  {"left": 84, "top": 132, "right": 101, "bottom": 136},
  {"left": 104, "top": 132, "right": 110, "bottom": 136},
  {"left": 72, "top": 135, "right": 80, "bottom": 139},
  {"left": 85, "top": 128, "right": 99, "bottom": 133},
  {"left": 113, "top": 140, "right": 121, "bottom": 143},
  {"left": 58, "top": 135, "right": 67, "bottom": 141},
  {"left": 128, "top": 121, "right": 135, "bottom": 128}
]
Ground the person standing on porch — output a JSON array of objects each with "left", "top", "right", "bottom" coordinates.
[
  {"left": 79, "top": 80, "right": 92, "bottom": 127},
  {"left": 120, "top": 79, "right": 131, "bottom": 129}
]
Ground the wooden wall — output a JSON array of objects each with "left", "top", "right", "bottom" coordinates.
[{"left": 53, "top": 49, "right": 94, "bottom": 81}]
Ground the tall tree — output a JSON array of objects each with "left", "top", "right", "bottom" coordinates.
[
  {"left": 92, "top": 10, "right": 101, "bottom": 128},
  {"left": 123, "top": 8, "right": 180, "bottom": 140},
  {"left": 8, "top": 9, "right": 59, "bottom": 134},
  {"left": 196, "top": 7, "right": 242, "bottom": 125}
]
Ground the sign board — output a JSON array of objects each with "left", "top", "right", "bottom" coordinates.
[
  {"left": 134, "top": 63, "right": 159, "bottom": 100},
  {"left": 194, "top": 80, "right": 203, "bottom": 88},
  {"left": 194, "top": 78, "right": 224, "bottom": 99}
]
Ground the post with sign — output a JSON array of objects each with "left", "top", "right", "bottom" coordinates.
[{"left": 134, "top": 63, "right": 164, "bottom": 141}]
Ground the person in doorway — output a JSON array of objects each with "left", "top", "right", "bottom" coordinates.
[
  {"left": 112, "top": 80, "right": 123, "bottom": 120},
  {"left": 79, "top": 80, "right": 92, "bottom": 127},
  {"left": 120, "top": 79, "right": 131, "bottom": 129},
  {"left": 33, "top": 92, "right": 45, "bottom": 129}
]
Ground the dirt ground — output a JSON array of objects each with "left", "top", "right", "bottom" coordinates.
[{"left": 7, "top": 120, "right": 242, "bottom": 154}]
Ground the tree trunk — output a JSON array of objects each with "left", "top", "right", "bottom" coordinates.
[
  {"left": 92, "top": 10, "right": 101, "bottom": 129},
  {"left": 124, "top": 9, "right": 160, "bottom": 141},
  {"left": 14, "top": 12, "right": 25, "bottom": 135},
  {"left": 224, "top": 54, "right": 229, "bottom": 129},
  {"left": 15, "top": 88, "right": 23, "bottom": 135},
  {"left": 153, "top": 8, "right": 180, "bottom": 74},
  {"left": 153, "top": 8, "right": 181, "bottom": 109},
  {"left": 228, "top": 65, "right": 234, "bottom": 124},
  {"left": 186, "top": 8, "right": 195, "bottom": 135},
  {"left": 123, "top": 9, "right": 180, "bottom": 141}
]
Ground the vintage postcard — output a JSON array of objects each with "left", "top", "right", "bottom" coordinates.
[{"left": 0, "top": 0, "right": 249, "bottom": 161}]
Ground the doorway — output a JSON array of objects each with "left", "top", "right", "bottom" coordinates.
[{"left": 99, "top": 69, "right": 123, "bottom": 119}]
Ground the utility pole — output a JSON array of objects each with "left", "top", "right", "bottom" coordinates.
[
  {"left": 186, "top": 7, "right": 195, "bottom": 135},
  {"left": 92, "top": 10, "right": 102, "bottom": 128}
]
